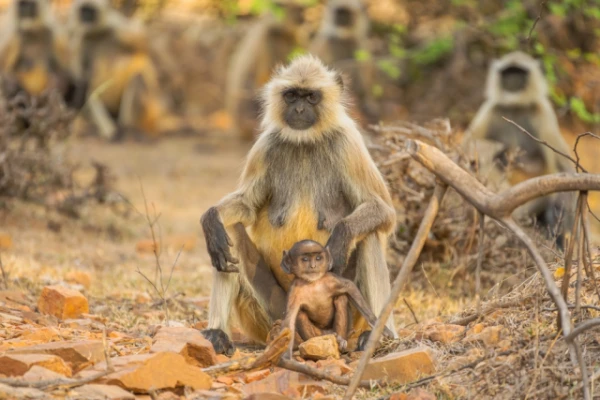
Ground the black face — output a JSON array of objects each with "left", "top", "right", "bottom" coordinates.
[
  {"left": 79, "top": 4, "right": 98, "bottom": 24},
  {"left": 334, "top": 6, "right": 354, "bottom": 28},
  {"left": 500, "top": 66, "right": 529, "bottom": 93},
  {"left": 283, "top": 88, "right": 322, "bottom": 130},
  {"left": 18, "top": 0, "right": 38, "bottom": 19}
]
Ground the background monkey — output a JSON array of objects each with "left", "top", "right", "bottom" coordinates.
[
  {"left": 225, "top": 1, "right": 307, "bottom": 141},
  {"left": 0, "top": 0, "right": 76, "bottom": 105},
  {"left": 201, "top": 55, "right": 397, "bottom": 354},
  {"left": 309, "top": 0, "right": 377, "bottom": 122},
  {"left": 68, "top": 0, "right": 184, "bottom": 140},
  {"left": 280, "top": 240, "right": 394, "bottom": 357},
  {"left": 465, "top": 51, "right": 575, "bottom": 246}
]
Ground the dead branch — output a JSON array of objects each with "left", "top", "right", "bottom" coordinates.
[
  {"left": 566, "top": 318, "right": 600, "bottom": 342},
  {"left": 476, "top": 212, "right": 485, "bottom": 315},
  {"left": 0, "top": 252, "right": 7, "bottom": 289},
  {"left": 450, "top": 298, "right": 528, "bottom": 326},
  {"left": 277, "top": 358, "right": 381, "bottom": 389},
  {"left": 403, "top": 298, "right": 419, "bottom": 324},
  {"left": 344, "top": 184, "right": 448, "bottom": 400}
]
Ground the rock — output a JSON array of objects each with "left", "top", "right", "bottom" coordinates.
[
  {"left": 23, "top": 366, "right": 67, "bottom": 381},
  {"left": 37, "top": 285, "right": 89, "bottom": 320},
  {"left": 216, "top": 376, "right": 234, "bottom": 385},
  {"left": 465, "top": 326, "right": 504, "bottom": 346},
  {"left": 298, "top": 335, "right": 339, "bottom": 360},
  {"left": 67, "top": 384, "right": 135, "bottom": 400},
  {"left": 20, "top": 327, "right": 61, "bottom": 342},
  {"left": 351, "top": 347, "right": 435, "bottom": 383},
  {"left": 242, "top": 369, "right": 328, "bottom": 398},
  {"left": 243, "top": 369, "right": 271, "bottom": 383},
  {"left": 150, "top": 327, "right": 217, "bottom": 367},
  {"left": 64, "top": 271, "right": 92, "bottom": 289},
  {"left": 102, "top": 352, "right": 212, "bottom": 392},
  {"left": 390, "top": 388, "right": 436, "bottom": 400},
  {"left": 0, "top": 383, "right": 50, "bottom": 399},
  {"left": 315, "top": 359, "right": 353, "bottom": 376},
  {"left": 466, "top": 323, "right": 485, "bottom": 336},
  {"left": 0, "top": 233, "right": 12, "bottom": 249},
  {"left": 244, "top": 394, "right": 293, "bottom": 400},
  {"left": 0, "top": 354, "right": 72, "bottom": 377},
  {"left": 421, "top": 324, "right": 464, "bottom": 344},
  {"left": 10, "top": 340, "right": 105, "bottom": 372}
]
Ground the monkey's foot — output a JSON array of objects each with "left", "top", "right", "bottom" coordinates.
[
  {"left": 356, "top": 330, "right": 371, "bottom": 351},
  {"left": 201, "top": 328, "right": 235, "bottom": 356},
  {"left": 266, "top": 319, "right": 283, "bottom": 344}
]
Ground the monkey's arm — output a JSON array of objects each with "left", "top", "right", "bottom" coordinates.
[
  {"left": 0, "top": 35, "right": 20, "bottom": 72},
  {"left": 282, "top": 288, "right": 301, "bottom": 359},
  {"left": 201, "top": 145, "right": 268, "bottom": 272},
  {"left": 537, "top": 100, "right": 575, "bottom": 174},
  {"left": 465, "top": 101, "right": 494, "bottom": 142},
  {"left": 327, "top": 149, "right": 395, "bottom": 273},
  {"left": 334, "top": 276, "right": 395, "bottom": 339}
]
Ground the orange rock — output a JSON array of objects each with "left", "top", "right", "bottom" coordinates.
[
  {"left": 22, "top": 365, "right": 65, "bottom": 381},
  {"left": 37, "top": 285, "right": 89, "bottom": 320},
  {"left": 64, "top": 271, "right": 92, "bottom": 289},
  {"left": 244, "top": 394, "right": 293, "bottom": 400},
  {"left": 390, "top": 388, "right": 436, "bottom": 400},
  {"left": 10, "top": 340, "right": 105, "bottom": 372},
  {"left": 316, "top": 359, "right": 353, "bottom": 376},
  {"left": 193, "top": 321, "right": 208, "bottom": 330},
  {"left": 465, "top": 326, "right": 504, "bottom": 346},
  {"left": 422, "top": 324, "right": 464, "bottom": 344},
  {"left": 352, "top": 347, "right": 435, "bottom": 383},
  {"left": 150, "top": 327, "right": 217, "bottom": 367},
  {"left": 242, "top": 369, "right": 328, "bottom": 398},
  {"left": 0, "top": 353, "right": 72, "bottom": 377},
  {"left": 298, "top": 335, "right": 339, "bottom": 360},
  {"left": 103, "top": 352, "right": 212, "bottom": 392},
  {"left": 0, "top": 233, "right": 12, "bottom": 249},
  {"left": 215, "top": 354, "right": 230, "bottom": 364},
  {"left": 216, "top": 376, "right": 234, "bottom": 385},
  {"left": 244, "top": 369, "right": 271, "bottom": 383},
  {"left": 20, "top": 327, "right": 61, "bottom": 343},
  {"left": 68, "top": 384, "right": 135, "bottom": 400}
]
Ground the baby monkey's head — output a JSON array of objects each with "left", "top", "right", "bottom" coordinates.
[{"left": 281, "top": 240, "right": 332, "bottom": 282}]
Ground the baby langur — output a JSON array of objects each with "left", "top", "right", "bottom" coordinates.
[{"left": 280, "top": 240, "right": 394, "bottom": 358}]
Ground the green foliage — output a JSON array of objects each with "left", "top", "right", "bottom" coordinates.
[
  {"left": 354, "top": 49, "right": 372, "bottom": 62},
  {"left": 377, "top": 59, "right": 401, "bottom": 80},
  {"left": 413, "top": 37, "right": 454, "bottom": 65},
  {"left": 287, "top": 46, "right": 306, "bottom": 61},
  {"left": 570, "top": 97, "right": 600, "bottom": 124}
]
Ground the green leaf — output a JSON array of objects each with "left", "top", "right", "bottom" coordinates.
[
  {"left": 377, "top": 59, "right": 401, "bottom": 80},
  {"left": 570, "top": 97, "right": 600, "bottom": 124},
  {"left": 354, "top": 49, "right": 372, "bottom": 62}
]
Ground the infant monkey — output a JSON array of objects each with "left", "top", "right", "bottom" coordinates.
[{"left": 280, "top": 240, "right": 395, "bottom": 358}]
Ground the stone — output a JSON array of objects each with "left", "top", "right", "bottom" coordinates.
[
  {"left": 102, "top": 352, "right": 212, "bottom": 392},
  {"left": 150, "top": 327, "right": 217, "bottom": 367},
  {"left": 37, "top": 285, "right": 89, "bottom": 320},
  {"left": 22, "top": 365, "right": 66, "bottom": 381},
  {"left": 20, "top": 327, "right": 61, "bottom": 342},
  {"left": 0, "top": 233, "right": 12, "bottom": 249},
  {"left": 315, "top": 359, "right": 353, "bottom": 376},
  {"left": 465, "top": 326, "right": 504, "bottom": 346},
  {"left": 242, "top": 369, "right": 328, "bottom": 398},
  {"left": 216, "top": 376, "right": 234, "bottom": 385},
  {"left": 421, "top": 324, "right": 464, "bottom": 344},
  {"left": 390, "top": 388, "right": 436, "bottom": 400},
  {"left": 298, "top": 335, "right": 339, "bottom": 360},
  {"left": 0, "top": 353, "right": 72, "bottom": 377},
  {"left": 244, "top": 394, "right": 293, "bottom": 400},
  {"left": 243, "top": 369, "right": 271, "bottom": 383},
  {"left": 0, "top": 383, "right": 50, "bottom": 399},
  {"left": 10, "top": 340, "right": 105, "bottom": 371},
  {"left": 67, "top": 384, "right": 135, "bottom": 400},
  {"left": 351, "top": 347, "right": 435, "bottom": 383},
  {"left": 64, "top": 271, "right": 92, "bottom": 289}
]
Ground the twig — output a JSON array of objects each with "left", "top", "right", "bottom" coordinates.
[
  {"left": 561, "top": 196, "right": 582, "bottom": 303},
  {"left": 0, "top": 252, "right": 7, "bottom": 289},
  {"left": 450, "top": 298, "right": 526, "bottom": 326},
  {"left": 403, "top": 298, "right": 419, "bottom": 324},
  {"left": 581, "top": 194, "right": 600, "bottom": 302},
  {"left": 576, "top": 198, "right": 585, "bottom": 317},
  {"left": 343, "top": 184, "right": 448, "bottom": 400},
  {"left": 502, "top": 117, "right": 584, "bottom": 172},
  {"left": 278, "top": 358, "right": 382, "bottom": 388},
  {"left": 566, "top": 318, "right": 600, "bottom": 342},
  {"left": 527, "top": 0, "right": 547, "bottom": 49},
  {"left": 573, "top": 132, "right": 600, "bottom": 173},
  {"left": 476, "top": 212, "right": 485, "bottom": 315},
  {"left": 543, "top": 304, "right": 600, "bottom": 313}
]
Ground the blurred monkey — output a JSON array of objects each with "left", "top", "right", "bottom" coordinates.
[
  {"left": 68, "top": 0, "right": 183, "bottom": 140},
  {"left": 225, "top": 1, "right": 307, "bottom": 141},
  {"left": 465, "top": 51, "right": 575, "bottom": 246},
  {"left": 0, "top": 0, "right": 76, "bottom": 103},
  {"left": 310, "top": 0, "right": 378, "bottom": 122}
]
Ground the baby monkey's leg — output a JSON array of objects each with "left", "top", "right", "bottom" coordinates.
[
  {"left": 333, "top": 295, "right": 349, "bottom": 340},
  {"left": 296, "top": 312, "right": 324, "bottom": 341}
]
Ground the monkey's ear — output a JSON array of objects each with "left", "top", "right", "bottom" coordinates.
[
  {"left": 325, "top": 248, "right": 333, "bottom": 271},
  {"left": 281, "top": 250, "right": 292, "bottom": 274},
  {"left": 335, "top": 73, "right": 344, "bottom": 91}
]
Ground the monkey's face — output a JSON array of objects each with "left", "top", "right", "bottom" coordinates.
[
  {"left": 17, "top": 0, "right": 38, "bottom": 20},
  {"left": 334, "top": 6, "right": 354, "bottom": 28},
  {"left": 281, "top": 240, "right": 332, "bottom": 282},
  {"left": 79, "top": 3, "right": 99, "bottom": 24},
  {"left": 282, "top": 88, "right": 322, "bottom": 130},
  {"left": 501, "top": 65, "right": 529, "bottom": 93}
]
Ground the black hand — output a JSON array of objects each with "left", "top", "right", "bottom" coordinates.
[
  {"left": 201, "top": 207, "right": 239, "bottom": 273},
  {"left": 326, "top": 222, "right": 352, "bottom": 275}
]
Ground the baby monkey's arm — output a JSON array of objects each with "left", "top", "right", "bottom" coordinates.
[{"left": 282, "top": 288, "right": 301, "bottom": 359}]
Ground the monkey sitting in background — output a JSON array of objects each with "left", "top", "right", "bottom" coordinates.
[
  {"left": 0, "top": 0, "right": 77, "bottom": 106},
  {"left": 309, "top": 0, "right": 378, "bottom": 123},
  {"left": 278, "top": 240, "right": 394, "bottom": 357},
  {"left": 201, "top": 55, "right": 397, "bottom": 355},
  {"left": 225, "top": 1, "right": 307, "bottom": 141},
  {"left": 465, "top": 51, "right": 575, "bottom": 248},
  {"left": 68, "top": 0, "right": 185, "bottom": 140}
]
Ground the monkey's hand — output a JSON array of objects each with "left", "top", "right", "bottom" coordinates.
[
  {"left": 201, "top": 207, "right": 239, "bottom": 273},
  {"left": 326, "top": 222, "right": 352, "bottom": 275}
]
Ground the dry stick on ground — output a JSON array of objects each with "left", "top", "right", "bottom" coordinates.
[
  {"left": 561, "top": 196, "right": 582, "bottom": 304},
  {"left": 343, "top": 184, "right": 448, "bottom": 400},
  {"left": 451, "top": 297, "right": 530, "bottom": 326},
  {"left": 344, "top": 140, "right": 600, "bottom": 400},
  {"left": 476, "top": 212, "right": 485, "bottom": 315},
  {"left": 0, "top": 326, "right": 115, "bottom": 389},
  {"left": 0, "top": 252, "right": 8, "bottom": 289},
  {"left": 581, "top": 198, "right": 600, "bottom": 302},
  {"left": 403, "top": 298, "right": 419, "bottom": 324}
]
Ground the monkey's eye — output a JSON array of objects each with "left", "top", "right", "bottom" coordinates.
[
  {"left": 306, "top": 91, "right": 322, "bottom": 105},
  {"left": 284, "top": 91, "right": 298, "bottom": 103},
  {"left": 302, "top": 257, "right": 309, "bottom": 262},
  {"left": 316, "top": 255, "right": 322, "bottom": 261}
]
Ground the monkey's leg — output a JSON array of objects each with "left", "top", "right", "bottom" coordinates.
[
  {"left": 85, "top": 96, "right": 117, "bottom": 140},
  {"left": 296, "top": 312, "right": 324, "bottom": 341},
  {"left": 333, "top": 295, "right": 349, "bottom": 340},
  {"left": 205, "top": 223, "right": 287, "bottom": 349},
  {"left": 354, "top": 233, "right": 397, "bottom": 338},
  {"left": 118, "top": 75, "right": 147, "bottom": 141}
]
